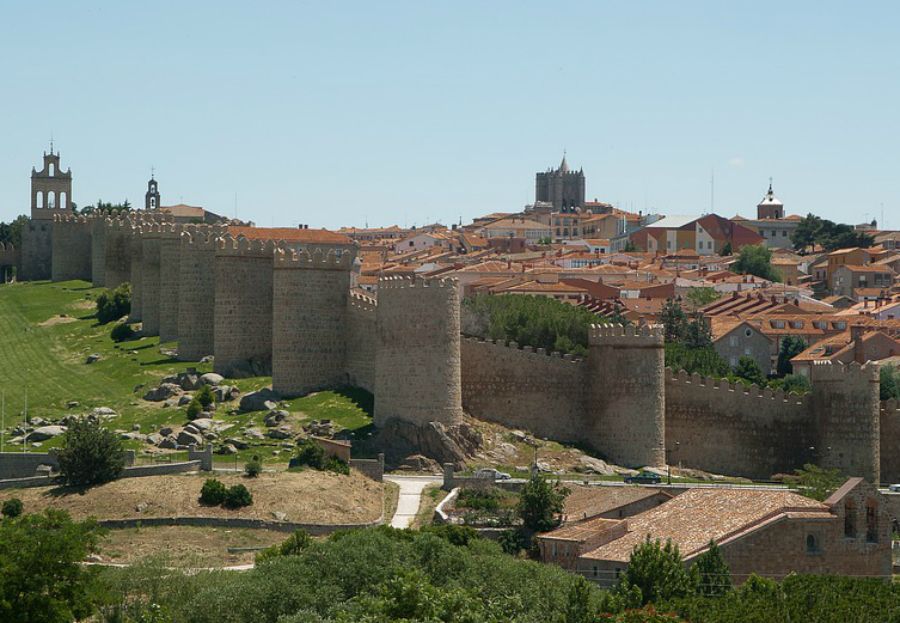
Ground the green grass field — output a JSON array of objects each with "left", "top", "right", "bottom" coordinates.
[{"left": 0, "top": 280, "right": 373, "bottom": 460}]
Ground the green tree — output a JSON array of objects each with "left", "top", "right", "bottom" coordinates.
[
  {"left": 617, "top": 537, "right": 696, "bottom": 606},
  {"left": 195, "top": 384, "right": 215, "bottom": 408},
  {"left": 57, "top": 418, "right": 126, "bottom": 486},
  {"left": 786, "top": 464, "right": 844, "bottom": 501},
  {"left": 683, "top": 318, "right": 712, "bottom": 349},
  {"left": 664, "top": 343, "right": 730, "bottom": 378},
  {"left": 223, "top": 484, "right": 253, "bottom": 509},
  {"left": 791, "top": 213, "right": 822, "bottom": 253},
  {"left": 781, "top": 373, "right": 811, "bottom": 395},
  {"left": 880, "top": 365, "right": 900, "bottom": 401},
  {"left": 776, "top": 335, "right": 807, "bottom": 377},
  {"left": 623, "top": 240, "right": 638, "bottom": 253},
  {"left": 185, "top": 398, "right": 203, "bottom": 420},
  {"left": 719, "top": 242, "right": 732, "bottom": 257},
  {"left": 732, "top": 244, "right": 780, "bottom": 282},
  {"left": 0, "top": 510, "right": 102, "bottom": 623},
  {"left": 199, "top": 478, "right": 227, "bottom": 505},
  {"left": 732, "top": 356, "right": 765, "bottom": 386},
  {"left": 660, "top": 300, "right": 688, "bottom": 343},
  {"left": 692, "top": 541, "right": 731, "bottom": 596},
  {"left": 1, "top": 497, "right": 23, "bottom": 518},
  {"left": 256, "top": 529, "right": 312, "bottom": 563},
  {"left": 517, "top": 473, "right": 570, "bottom": 533},
  {"left": 684, "top": 287, "right": 720, "bottom": 310},
  {"left": 244, "top": 455, "right": 263, "bottom": 478},
  {"left": 95, "top": 282, "right": 132, "bottom": 324},
  {"left": 0, "top": 215, "right": 29, "bottom": 248}
]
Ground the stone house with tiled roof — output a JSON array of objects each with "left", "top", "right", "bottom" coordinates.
[{"left": 540, "top": 479, "right": 891, "bottom": 585}]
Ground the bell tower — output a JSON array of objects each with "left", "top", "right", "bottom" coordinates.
[
  {"left": 31, "top": 143, "right": 73, "bottom": 220},
  {"left": 145, "top": 171, "right": 160, "bottom": 211}
]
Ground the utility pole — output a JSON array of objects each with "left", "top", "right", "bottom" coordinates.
[{"left": 22, "top": 390, "right": 27, "bottom": 453}]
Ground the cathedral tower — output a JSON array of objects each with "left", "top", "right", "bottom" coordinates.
[{"left": 535, "top": 153, "right": 585, "bottom": 212}]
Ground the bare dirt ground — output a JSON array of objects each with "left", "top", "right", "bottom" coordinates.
[
  {"left": 38, "top": 314, "right": 78, "bottom": 327},
  {"left": 99, "top": 525, "right": 288, "bottom": 567},
  {"left": 0, "top": 470, "right": 384, "bottom": 524}
]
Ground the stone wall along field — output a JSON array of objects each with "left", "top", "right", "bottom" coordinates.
[
  {"left": 272, "top": 248, "right": 354, "bottom": 397},
  {"left": 20, "top": 220, "right": 52, "bottom": 281},
  {"left": 374, "top": 276, "right": 463, "bottom": 428},
  {"left": 50, "top": 215, "right": 92, "bottom": 281},
  {"left": 129, "top": 228, "right": 144, "bottom": 322},
  {"left": 90, "top": 216, "right": 107, "bottom": 286},
  {"left": 346, "top": 291, "right": 376, "bottom": 392},
  {"left": 880, "top": 400, "right": 900, "bottom": 484},
  {"left": 213, "top": 235, "right": 278, "bottom": 377},
  {"left": 461, "top": 337, "right": 587, "bottom": 443},
  {"left": 104, "top": 217, "right": 135, "bottom": 288}
]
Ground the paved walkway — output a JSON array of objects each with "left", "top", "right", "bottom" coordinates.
[{"left": 385, "top": 475, "right": 441, "bottom": 529}]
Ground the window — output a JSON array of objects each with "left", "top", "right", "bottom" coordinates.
[
  {"left": 806, "top": 533, "right": 820, "bottom": 553},
  {"left": 592, "top": 566, "right": 599, "bottom": 578},
  {"left": 782, "top": 230, "right": 788, "bottom": 237},
  {"left": 729, "top": 335, "right": 738, "bottom": 347},
  {"left": 48, "top": 163, "right": 55, "bottom": 176},
  {"left": 744, "top": 347, "right": 752, "bottom": 355},
  {"left": 744, "top": 328, "right": 753, "bottom": 338},
  {"left": 844, "top": 500, "right": 856, "bottom": 538},
  {"left": 866, "top": 501, "right": 878, "bottom": 543}
]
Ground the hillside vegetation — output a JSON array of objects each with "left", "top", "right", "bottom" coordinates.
[{"left": 0, "top": 280, "right": 372, "bottom": 457}]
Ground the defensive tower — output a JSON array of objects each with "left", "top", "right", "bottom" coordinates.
[
  {"left": 50, "top": 214, "right": 92, "bottom": 281},
  {"left": 374, "top": 276, "right": 463, "bottom": 428},
  {"left": 588, "top": 324, "right": 666, "bottom": 468},
  {"left": 140, "top": 225, "right": 163, "bottom": 335},
  {"left": 177, "top": 229, "right": 223, "bottom": 360},
  {"left": 272, "top": 247, "right": 356, "bottom": 396}
]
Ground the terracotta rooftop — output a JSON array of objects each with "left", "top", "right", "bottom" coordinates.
[
  {"left": 580, "top": 488, "right": 828, "bottom": 563},
  {"left": 562, "top": 485, "right": 670, "bottom": 523},
  {"left": 227, "top": 226, "right": 352, "bottom": 245},
  {"left": 541, "top": 516, "right": 622, "bottom": 542}
]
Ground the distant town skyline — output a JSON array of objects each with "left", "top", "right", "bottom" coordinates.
[{"left": 1, "top": 2, "right": 898, "bottom": 230}]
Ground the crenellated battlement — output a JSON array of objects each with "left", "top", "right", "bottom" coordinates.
[
  {"left": 52, "top": 214, "right": 90, "bottom": 225},
  {"left": 808, "top": 360, "right": 880, "bottom": 382},
  {"left": 180, "top": 230, "right": 222, "bottom": 250},
  {"left": 589, "top": 323, "right": 664, "bottom": 347},
  {"left": 215, "top": 234, "right": 280, "bottom": 256},
  {"left": 377, "top": 275, "right": 456, "bottom": 290},
  {"left": 273, "top": 247, "right": 354, "bottom": 269},
  {"left": 349, "top": 290, "right": 377, "bottom": 313},
  {"left": 665, "top": 367, "right": 810, "bottom": 407},
  {"left": 462, "top": 335, "right": 585, "bottom": 364}
]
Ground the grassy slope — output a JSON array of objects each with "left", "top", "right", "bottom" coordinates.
[{"left": 0, "top": 280, "right": 373, "bottom": 459}]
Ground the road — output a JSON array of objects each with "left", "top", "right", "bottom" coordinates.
[{"left": 385, "top": 474, "right": 442, "bottom": 529}]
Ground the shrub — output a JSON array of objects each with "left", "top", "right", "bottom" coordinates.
[
  {"left": 244, "top": 455, "right": 263, "bottom": 478},
  {"left": 199, "top": 478, "right": 227, "bottom": 506},
  {"left": 457, "top": 487, "right": 502, "bottom": 512},
  {"left": 185, "top": 398, "right": 202, "bottom": 421},
  {"left": 223, "top": 484, "right": 253, "bottom": 509},
  {"left": 617, "top": 536, "right": 696, "bottom": 607},
  {"left": 498, "top": 527, "right": 531, "bottom": 555},
  {"left": 95, "top": 282, "right": 132, "bottom": 324},
  {"left": 420, "top": 524, "right": 479, "bottom": 547},
  {"left": 693, "top": 541, "right": 732, "bottom": 596},
  {"left": 110, "top": 321, "right": 136, "bottom": 342},
  {"left": 195, "top": 384, "right": 215, "bottom": 408},
  {"left": 517, "top": 474, "right": 570, "bottom": 533},
  {"left": 323, "top": 455, "right": 350, "bottom": 475},
  {"left": 57, "top": 418, "right": 126, "bottom": 486},
  {"left": 294, "top": 439, "right": 325, "bottom": 470},
  {"left": 1, "top": 498, "right": 23, "bottom": 519},
  {"left": 256, "top": 529, "right": 312, "bottom": 563}
]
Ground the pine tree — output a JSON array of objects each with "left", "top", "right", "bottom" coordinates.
[{"left": 693, "top": 540, "right": 731, "bottom": 596}]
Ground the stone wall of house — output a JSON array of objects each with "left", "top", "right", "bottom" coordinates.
[
  {"left": 272, "top": 247, "right": 354, "bottom": 397},
  {"left": 177, "top": 230, "right": 219, "bottom": 360},
  {"left": 589, "top": 325, "right": 666, "bottom": 468},
  {"left": 665, "top": 370, "right": 812, "bottom": 480},
  {"left": 213, "top": 235, "right": 278, "bottom": 377},
  {"left": 50, "top": 214, "right": 92, "bottom": 282},
  {"left": 345, "top": 291, "right": 377, "bottom": 392},
  {"left": 157, "top": 224, "right": 184, "bottom": 343},
  {"left": 461, "top": 337, "right": 587, "bottom": 443},
  {"left": 140, "top": 226, "right": 162, "bottom": 335},
  {"left": 810, "top": 361, "right": 881, "bottom": 484},
  {"left": 374, "top": 276, "right": 463, "bottom": 427},
  {"left": 104, "top": 217, "right": 135, "bottom": 288},
  {"left": 880, "top": 400, "right": 900, "bottom": 484}
]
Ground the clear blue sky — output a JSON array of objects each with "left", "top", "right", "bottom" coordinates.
[{"left": 1, "top": 1, "right": 898, "bottom": 229}]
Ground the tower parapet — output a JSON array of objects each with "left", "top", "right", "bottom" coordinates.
[
  {"left": 272, "top": 247, "right": 356, "bottom": 396},
  {"left": 374, "top": 276, "right": 463, "bottom": 428},
  {"left": 810, "top": 361, "right": 880, "bottom": 483},
  {"left": 588, "top": 324, "right": 665, "bottom": 467}
]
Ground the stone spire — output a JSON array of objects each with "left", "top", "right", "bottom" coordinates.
[{"left": 559, "top": 151, "right": 569, "bottom": 173}]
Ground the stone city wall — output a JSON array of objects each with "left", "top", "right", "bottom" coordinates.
[
  {"left": 272, "top": 248, "right": 354, "bottom": 396},
  {"left": 129, "top": 228, "right": 143, "bottom": 321},
  {"left": 177, "top": 231, "right": 219, "bottom": 360},
  {"left": 880, "top": 400, "right": 900, "bottom": 484},
  {"left": 90, "top": 215, "right": 108, "bottom": 286},
  {"left": 20, "top": 220, "right": 52, "bottom": 281},
  {"left": 0, "top": 242, "right": 19, "bottom": 281},
  {"left": 140, "top": 226, "right": 162, "bottom": 335},
  {"left": 345, "top": 291, "right": 377, "bottom": 392},
  {"left": 665, "top": 369, "right": 812, "bottom": 480},
  {"left": 50, "top": 214, "right": 92, "bottom": 281},
  {"left": 374, "top": 276, "right": 463, "bottom": 428},
  {"left": 104, "top": 217, "right": 135, "bottom": 288},
  {"left": 157, "top": 224, "right": 185, "bottom": 343},
  {"left": 213, "top": 235, "right": 279, "bottom": 377},
  {"left": 461, "top": 337, "right": 587, "bottom": 443}
]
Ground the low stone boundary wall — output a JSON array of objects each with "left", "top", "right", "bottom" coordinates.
[
  {"left": 97, "top": 514, "right": 384, "bottom": 535},
  {"left": 0, "top": 474, "right": 56, "bottom": 490},
  {"left": 350, "top": 454, "right": 384, "bottom": 482},
  {"left": 0, "top": 460, "right": 202, "bottom": 490},
  {"left": 433, "top": 487, "right": 459, "bottom": 524}
]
